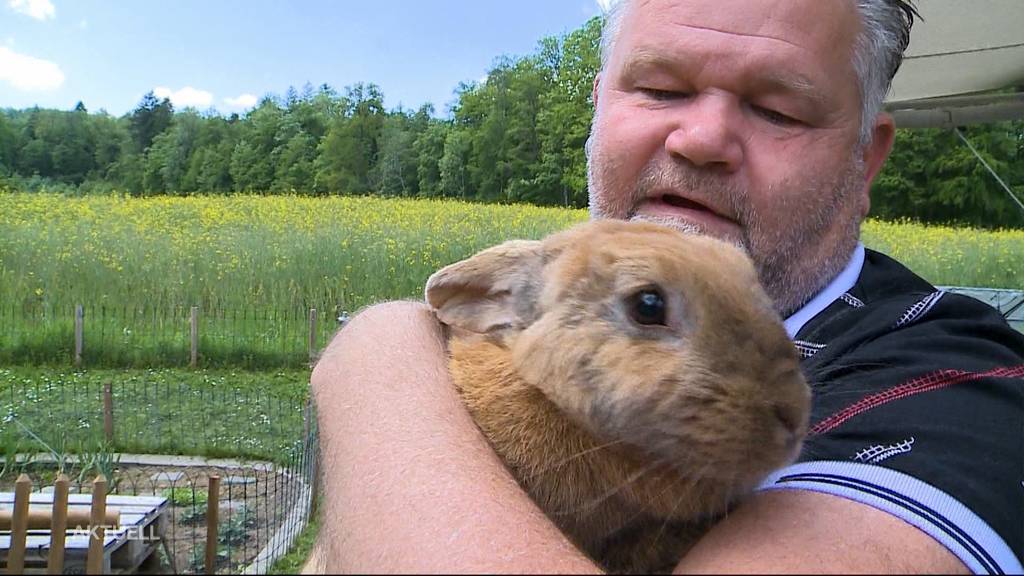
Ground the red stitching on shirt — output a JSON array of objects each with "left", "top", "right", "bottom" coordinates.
[{"left": 810, "top": 365, "right": 1024, "bottom": 436}]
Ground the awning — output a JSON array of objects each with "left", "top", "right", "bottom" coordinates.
[{"left": 884, "top": 0, "right": 1024, "bottom": 128}]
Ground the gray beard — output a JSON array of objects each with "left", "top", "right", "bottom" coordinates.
[{"left": 586, "top": 131, "right": 866, "bottom": 317}]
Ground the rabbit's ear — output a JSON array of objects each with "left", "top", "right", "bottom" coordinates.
[{"left": 425, "top": 240, "right": 546, "bottom": 334}]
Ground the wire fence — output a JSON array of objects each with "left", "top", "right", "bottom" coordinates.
[
  {"left": 2, "top": 289, "right": 1020, "bottom": 370},
  {"left": 1, "top": 377, "right": 318, "bottom": 574},
  {"left": 0, "top": 302, "right": 350, "bottom": 368}
]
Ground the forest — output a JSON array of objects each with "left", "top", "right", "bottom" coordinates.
[{"left": 1, "top": 16, "right": 1022, "bottom": 229}]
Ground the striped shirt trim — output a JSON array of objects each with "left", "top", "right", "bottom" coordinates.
[
  {"left": 840, "top": 292, "right": 865, "bottom": 308},
  {"left": 895, "top": 290, "right": 946, "bottom": 329},
  {"left": 810, "top": 365, "right": 1024, "bottom": 435},
  {"left": 757, "top": 461, "right": 1022, "bottom": 575},
  {"left": 784, "top": 244, "right": 864, "bottom": 339},
  {"left": 794, "top": 340, "right": 827, "bottom": 359}
]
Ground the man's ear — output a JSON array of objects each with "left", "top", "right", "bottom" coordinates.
[
  {"left": 860, "top": 112, "right": 896, "bottom": 217},
  {"left": 425, "top": 240, "right": 547, "bottom": 334}
]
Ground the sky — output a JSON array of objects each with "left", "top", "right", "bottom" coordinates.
[{"left": 0, "top": 0, "right": 615, "bottom": 118}]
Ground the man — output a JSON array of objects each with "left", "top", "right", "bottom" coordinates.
[{"left": 311, "top": 0, "right": 1024, "bottom": 572}]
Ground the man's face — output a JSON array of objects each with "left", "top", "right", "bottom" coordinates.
[{"left": 588, "top": 0, "right": 888, "bottom": 315}]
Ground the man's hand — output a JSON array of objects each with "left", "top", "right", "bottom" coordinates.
[{"left": 310, "top": 300, "right": 600, "bottom": 573}]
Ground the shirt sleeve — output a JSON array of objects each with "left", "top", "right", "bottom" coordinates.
[{"left": 758, "top": 292, "right": 1024, "bottom": 575}]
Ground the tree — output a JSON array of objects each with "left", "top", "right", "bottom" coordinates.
[
  {"left": 314, "top": 83, "right": 385, "bottom": 194},
  {"left": 0, "top": 114, "right": 18, "bottom": 175},
  {"left": 51, "top": 106, "right": 96, "bottom": 184},
  {"left": 373, "top": 113, "right": 418, "bottom": 196},
  {"left": 414, "top": 120, "right": 449, "bottom": 197},
  {"left": 142, "top": 110, "right": 203, "bottom": 193},
  {"left": 89, "top": 111, "right": 130, "bottom": 182},
  {"left": 873, "top": 122, "right": 1024, "bottom": 228},
  {"left": 533, "top": 17, "right": 601, "bottom": 207},
  {"left": 230, "top": 98, "right": 285, "bottom": 192},
  {"left": 273, "top": 116, "right": 317, "bottom": 193},
  {"left": 439, "top": 128, "right": 471, "bottom": 199},
  {"left": 129, "top": 91, "right": 174, "bottom": 153}
]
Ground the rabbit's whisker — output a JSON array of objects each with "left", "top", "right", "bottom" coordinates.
[
  {"left": 523, "top": 438, "right": 627, "bottom": 481},
  {"left": 550, "top": 459, "right": 663, "bottom": 517},
  {"left": 645, "top": 474, "right": 694, "bottom": 560}
]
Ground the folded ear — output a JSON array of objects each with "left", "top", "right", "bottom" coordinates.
[{"left": 425, "top": 240, "right": 546, "bottom": 334}]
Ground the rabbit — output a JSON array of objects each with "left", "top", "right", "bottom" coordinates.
[{"left": 424, "top": 219, "right": 811, "bottom": 574}]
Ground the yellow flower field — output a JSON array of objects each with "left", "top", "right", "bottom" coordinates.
[
  {"left": 0, "top": 191, "right": 1019, "bottom": 362},
  {"left": 2, "top": 192, "right": 1021, "bottom": 310}
]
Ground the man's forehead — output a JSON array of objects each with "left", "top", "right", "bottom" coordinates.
[{"left": 626, "top": 0, "right": 859, "bottom": 52}]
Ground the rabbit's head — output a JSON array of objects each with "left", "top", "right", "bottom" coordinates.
[{"left": 426, "top": 219, "right": 810, "bottom": 490}]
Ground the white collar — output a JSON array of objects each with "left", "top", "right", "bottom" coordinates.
[{"left": 783, "top": 243, "right": 865, "bottom": 339}]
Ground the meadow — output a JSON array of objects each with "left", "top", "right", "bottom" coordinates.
[{"left": 1, "top": 191, "right": 1022, "bottom": 366}]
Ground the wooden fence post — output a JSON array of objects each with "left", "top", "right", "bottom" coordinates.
[
  {"left": 206, "top": 475, "right": 221, "bottom": 574},
  {"left": 48, "top": 473, "right": 70, "bottom": 574},
  {"left": 87, "top": 474, "right": 107, "bottom": 575},
  {"left": 190, "top": 306, "right": 199, "bottom": 368},
  {"left": 308, "top": 308, "right": 318, "bottom": 367},
  {"left": 74, "top": 304, "right": 84, "bottom": 367},
  {"left": 8, "top": 474, "right": 31, "bottom": 574},
  {"left": 103, "top": 381, "right": 114, "bottom": 444}
]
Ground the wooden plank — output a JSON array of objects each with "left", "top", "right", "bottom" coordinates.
[
  {"left": 0, "top": 532, "right": 119, "bottom": 549},
  {"left": 86, "top": 475, "right": 107, "bottom": 575},
  {"left": 7, "top": 474, "right": 32, "bottom": 574},
  {"left": 205, "top": 475, "right": 220, "bottom": 574},
  {"left": 0, "top": 507, "right": 120, "bottom": 530},
  {"left": 48, "top": 474, "right": 69, "bottom": 574},
  {"left": 0, "top": 493, "right": 168, "bottom": 507}
]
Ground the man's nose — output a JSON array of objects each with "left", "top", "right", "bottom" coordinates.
[{"left": 663, "top": 93, "right": 744, "bottom": 171}]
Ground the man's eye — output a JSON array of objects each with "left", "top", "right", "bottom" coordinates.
[
  {"left": 639, "top": 88, "right": 686, "bottom": 101},
  {"left": 754, "top": 106, "right": 800, "bottom": 126}
]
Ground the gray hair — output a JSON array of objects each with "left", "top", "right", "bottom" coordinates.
[{"left": 599, "top": 0, "right": 919, "bottom": 145}]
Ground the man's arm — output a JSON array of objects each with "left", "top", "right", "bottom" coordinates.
[
  {"left": 310, "top": 300, "right": 600, "bottom": 573},
  {"left": 311, "top": 302, "right": 975, "bottom": 574},
  {"left": 673, "top": 490, "right": 970, "bottom": 574}
]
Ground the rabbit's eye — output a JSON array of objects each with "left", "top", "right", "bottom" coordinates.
[{"left": 628, "top": 289, "right": 667, "bottom": 326}]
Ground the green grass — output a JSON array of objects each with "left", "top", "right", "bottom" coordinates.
[
  {"left": 0, "top": 367, "right": 312, "bottom": 463},
  {"left": 0, "top": 192, "right": 581, "bottom": 367},
  {"left": 2, "top": 193, "right": 1021, "bottom": 367},
  {"left": 269, "top": 498, "right": 322, "bottom": 574}
]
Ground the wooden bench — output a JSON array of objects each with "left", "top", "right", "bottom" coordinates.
[{"left": 0, "top": 483, "right": 169, "bottom": 574}]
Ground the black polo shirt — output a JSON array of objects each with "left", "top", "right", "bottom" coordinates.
[{"left": 758, "top": 249, "right": 1024, "bottom": 574}]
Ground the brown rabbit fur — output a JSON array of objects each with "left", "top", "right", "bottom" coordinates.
[{"left": 425, "top": 220, "right": 810, "bottom": 573}]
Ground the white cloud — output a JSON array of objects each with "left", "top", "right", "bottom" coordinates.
[
  {"left": 78, "top": 19, "right": 87, "bottom": 29},
  {"left": 154, "top": 86, "right": 214, "bottom": 108},
  {"left": 595, "top": 0, "right": 617, "bottom": 12},
  {"left": 223, "top": 93, "right": 257, "bottom": 109},
  {"left": 0, "top": 46, "right": 64, "bottom": 91},
  {"left": 8, "top": 0, "right": 55, "bottom": 21}
]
